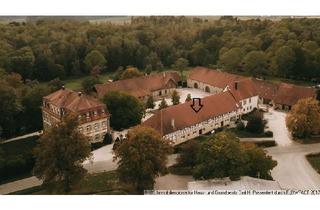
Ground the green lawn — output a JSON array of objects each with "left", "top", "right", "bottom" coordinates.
[
  {"left": 0, "top": 136, "right": 39, "bottom": 157},
  {"left": 227, "top": 128, "right": 270, "bottom": 138},
  {"left": 306, "top": 153, "right": 320, "bottom": 174},
  {"left": 10, "top": 171, "right": 134, "bottom": 195},
  {"left": 61, "top": 73, "right": 112, "bottom": 90}
]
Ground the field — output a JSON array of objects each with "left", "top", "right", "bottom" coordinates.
[
  {"left": 0, "top": 136, "right": 39, "bottom": 157},
  {"left": 10, "top": 171, "right": 134, "bottom": 195}
]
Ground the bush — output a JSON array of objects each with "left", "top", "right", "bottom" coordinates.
[
  {"left": 168, "top": 165, "right": 193, "bottom": 175},
  {"left": 264, "top": 131, "right": 273, "bottom": 137},
  {"left": 245, "top": 110, "right": 265, "bottom": 133},
  {"left": 236, "top": 121, "right": 245, "bottom": 130}
]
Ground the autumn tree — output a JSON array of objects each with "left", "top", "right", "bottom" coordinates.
[
  {"left": 33, "top": 115, "right": 92, "bottom": 193},
  {"left": 114, "top": 125, "right": 172, "bottom": 193},
  {"left": 171, "top": 90, "right": 180, "bottom": 105},
  {"left": 286, "top": 98, "right": 320, "bottom": 139},
  {"left": 219, "top": 48, "right": 244, "bottom": 72},
  {"left": 103, "top": 91, "right": 145, "bottom": 130},
  {"left": 158, "top": 98, "right": 168, "bottom": 110},
  {"left": 146, "top": 95, "right": 155, "bottom": 109},
  {"left": 120, "top": 66, "right": 144, "bottom": 80}
]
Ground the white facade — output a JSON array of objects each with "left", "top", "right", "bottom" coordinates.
[
  {"left": 239, "top": 95, "right": 259, "bottom": 114},
  {"left": 163, "top": 110, "right": 240, "bottom": 145},
  {"left": 78, "top": 118, "right": 109, "bottom": 143}
]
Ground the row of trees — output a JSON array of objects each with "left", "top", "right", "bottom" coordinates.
[
  {"left": 1, "top": 17, "right": 320, "bottom": 83},
  {"left": 0, "top": 69, "right": 56, "bottom": 139}
]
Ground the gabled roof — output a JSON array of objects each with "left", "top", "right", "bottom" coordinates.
[
  {"left": 227, "top": 78, "right": 259, "bottom": 101},
  {"left": 44, "top": 88, "right": 107, "bottom": 113},
  {"left": 273, "top": 83, "right": 317, "bottom": 106},
  {"left": 188, "top": 67, "right": 244, "bottom": 89},
  {"left": 94, "top": 71, "right": 181, "bottom": 99},
  {"left": 143, "top": 91, "right": 240, "bottom": 136}
]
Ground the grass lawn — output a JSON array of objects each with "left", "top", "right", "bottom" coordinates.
[
  {"left": 61, "top": 73, "right": 112, "bottom": 90},
  {"left": 306, "top": 153, "right": 320, "bottom": 174},
  {"left": 0, "top": 136, "right": 39, "bottom": 157},
  {"left": 10, "top": 171, "right": 134, "bottom": 195},
  {"left": 227, "top": 128, "right": 271, "bottom": 138}
]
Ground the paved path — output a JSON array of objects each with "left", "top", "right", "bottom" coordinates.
[
  {"left": 1, "top": 131, "right": 42, "bottom": 144},
  {"left": 264, "top": 109, "right": 320, "bottom": 189},
  {"left": 239, "top": 137, "right": 274, "bottom": 143}
]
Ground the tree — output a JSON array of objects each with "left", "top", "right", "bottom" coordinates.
[
  {"left": 272, "top": 46, "right": 296, "bottom": 76},
  {"left": 243, "top": 143, "right": 277, "bottom": 179},
  {"left": 103, "top": 91, "right": 145, "bottom": 130},
  {"left": 158, "top": 98, "right": 168, "bottom": 110},
  {"left": 114, "top": 125, "right": 172, "bottom": 193},
  {"left": 172, "top": 58, "right": 189, "bottom": 81},
  {"left": 171, "top": 90, "right": 180, "bottom": 105},
  {"left": 20, "top": 85, "right": 51, "bottom": 133},
  {"left": 33, "top": 115, "right": 92, "bottom": 193},
  {"left": 176, "top": 140, "right": 200, "bottom": 167},
  {"left": 185, "top": 93, "right": 192, "bottom": 102},
  {"left": 48, "top": 78, "right": 64, "bottom": 92},
  {"left": 0, "top": 81, "right": 22, "bottom": 138},
  {"left": 219, "top": 48, "right": 244, "bottom": 72},
  {"left": 120, "top": 66, "right": 144, "bottom": 80},
  {"left": 193, "top": 132, "right": 247, "bottom": 180},
  {"left": 81, "top": 76, "right": 102, "bottom": 93},
  {"left": 286, "top": 98, "right": 320, "bottom": 139},
  {"left": 245, "top": 110, "right": 265, "bottom": 133},
  {"left": 84, "top": 50, "right": 107, "bottom": 73},
  {"left": 8, "top": 47, "right": 35, "bottom": 79},
  {"left": 146, "top": 95, "right": 155, "bottom": 109},
  {"left": 242, "top": 51, "right": 268, "bottom": 76}
]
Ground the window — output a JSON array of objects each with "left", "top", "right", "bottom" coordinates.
[
  {"left": 243, "top": 100, "right": 247, "bottom": 105},
  {"left": 165, "top": 90, "right": 167, "bottom": 94},
  {"left": 102, "top": 121, "right": 107, "bottom": 128},
  {"left": 79, "top": 127, "right": 83, "bottom": 133},
  {"left": 249, "top": 98, "right": 251, "bottom": 103},
  {"left": 94, "top": 123, "right": 99, "bottom": 131},
  {"left": 86, "top": 125, "right": 91, "bottom": 132},
  {"left": 94, "top": 111, "right": 97, "bottom": 116},
  {"left": 95, "top": 134, "right": 100, "bottom": 141}
]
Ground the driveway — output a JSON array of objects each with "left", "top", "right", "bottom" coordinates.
[{"left": 264, "top": 109, "right": 320, "bottom": 189}]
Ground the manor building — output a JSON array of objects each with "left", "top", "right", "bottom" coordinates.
[
  {"left": 188, "top": 67, "right": 317, "bottom": 110},
  {"left": 94, "top": 71, "right": 181, "bottom": 101},
  {"left": 42, "top": 87, "right": 110, "bottom": 143},
  {"left": 143, "top": 91, "right": 241, "bottom": 145}
]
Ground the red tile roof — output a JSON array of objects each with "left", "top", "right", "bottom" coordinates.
[
  {"left": 188, "top": 67, "right": 244, "bottom": 89},
  {"left": 227, "top": 78, "right": 259, "bottom": 101},
  {"left": 142, "top": 91, "right": 240, "bottom": 136},
  {"left": 273, "top": 83, "right": 317, "bottom": 106},
  {"left": 44, "top": 88, "right": 107, "bottom": 113},
  {"left": 94, "top": 71, "right": 181, "bottom": 99}
]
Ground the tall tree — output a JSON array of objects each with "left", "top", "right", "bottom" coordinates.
[
  {"left": 172, "top": 58, "right": 189, "bottom": 81},
  {"left": 114, "top": 125, "right": 172, "bottom": 193},
  {"left": 286, "top": 98, "right": 320, "bottom": 139},
  {"left": 158, "top": 98, "right": 168, "bottom": 110},
  {"left": 84, "top": 50, "right": 107, "bottom": 73},
  {"left": 33, "top": 115, "right": 92, "bottom": 193},
  {"left": 171, "top": 90, "right": 180, "bottom": 105},
  {"left": 219, "top": 48, "right": 244, "bottom": 72},
  {"left": 146, "top": 95, "right": 155, "bottom": 109},
  {"left": 103, "top": 91, "right": 145, "bottom": 130},
  {"left": 242, "top": 51, "right": 268, "bottom": 76}
]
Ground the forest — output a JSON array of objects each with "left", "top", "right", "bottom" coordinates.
[{"left": 1, "top": 16, "right": 320, "bottom": 139}]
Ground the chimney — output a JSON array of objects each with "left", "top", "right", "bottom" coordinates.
[
  {"left": 171, "top": 118, "right": 175, "bottom": 129},
  {"left": 78, "top": 92, "right": 82, "bottom": 96},
  {"left": 234, "top": 81, "right": 239, "bottom": 90},
  {"left": 62, "top": 85, "right": 65, "bottom": 90}
]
